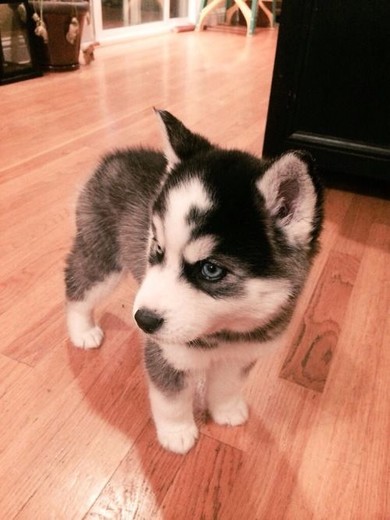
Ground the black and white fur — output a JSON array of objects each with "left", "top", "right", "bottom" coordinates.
[{"left": 65, "top": 110, "right": 323, "bottom": 454}]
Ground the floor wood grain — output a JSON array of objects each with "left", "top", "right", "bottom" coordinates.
[{"left": 1, "top": 29, "right": 389, "bottom": 519}]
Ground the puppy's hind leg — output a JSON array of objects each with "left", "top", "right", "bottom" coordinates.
[
  {"left": 66, "top": 272, "right": 122, "bottom": 349},
  {"left": 65, "top": 247, "right": 122, "bottom": 349}
]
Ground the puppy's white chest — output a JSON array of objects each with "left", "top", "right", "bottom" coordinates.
[{"left": 160, "top": 335, "right": 283, "bottom": 372}]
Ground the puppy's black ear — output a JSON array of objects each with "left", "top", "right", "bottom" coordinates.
[
  {"left": 257, "top": 151, "right": 323, "bottom": 248},
  {"left": 154, "top": 109, "right": 213, "bottom": 171}
]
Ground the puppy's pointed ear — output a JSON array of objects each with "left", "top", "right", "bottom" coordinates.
[
  {"left": 154, "top": 109, "right": 213, "bottom": 171},
  {"left": 257, "top": 151, "right": 323, "bottom": 247}
]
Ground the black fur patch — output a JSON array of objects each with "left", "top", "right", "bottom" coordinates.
[
  {"left": 157, "top": 110, "right": 212, "bottom": 163},
  {"left": 159, "top": 150, "right": 277, "bottom": 278},
  {"left": 148, "top": 238, "right": 165, "bottom": 267},
  {"left": 186, "top": 337, "right": 219, "bottom": 349},
  {"left": 242, "top": 361, "right": 257, "bottom": 377},
  {"left": 144, "top": 340, "right": 187, "bottom": 394},
  {"left": 186, "top": 205, "right": 209, "bottom": 228}
]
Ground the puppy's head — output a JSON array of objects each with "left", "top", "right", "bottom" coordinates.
[{"left": 133, "top": 110, "right": 323, "bottom": 345}]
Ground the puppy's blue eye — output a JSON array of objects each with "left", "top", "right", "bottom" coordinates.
[{"left": 200, "top": 261, "right": 226, "bottom": 281}]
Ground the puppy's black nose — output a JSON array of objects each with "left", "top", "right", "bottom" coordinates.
[{"left": 134, "top": 308, "right": 164, "bottom": 334}]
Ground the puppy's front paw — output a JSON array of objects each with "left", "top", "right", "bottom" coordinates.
[
  {"left": 210, "top": 398, "right": 249, "bottom": 426},
  {"left": 157, "top": 423, "right": 199, "bottom": 454},
  {"left": 70, "top": 326, "right": 104, "bottom": 349}
]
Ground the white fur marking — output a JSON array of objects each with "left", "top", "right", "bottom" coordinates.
[
  {"left": 155, "top": 111, "right": 179, "bottom": 172},
  {"left": 183, "top": 235, "right": 217, "bottom": 264},
  {"left": 207, "top": 363, "right": 249, "bottom": 426},
  {"left": 67, "top": 302, "right": 104, "bottom": 349},
  {"left": 163, "top": 178, "right": 212, "bottom": 258},
  {"left": 67, "top": 272, "right": 122, "bottom": 349},
  {"left": 211, "top": 398, "right": 249, "bottom": 426},
  {"left": 149, "top": 382, "right": 198, "bottom": 454}
]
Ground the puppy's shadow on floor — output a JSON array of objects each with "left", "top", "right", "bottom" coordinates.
[
  {"left": 66, "top": 311, "right": 313, "bottom": 517},
  {"left": 66, "top": 311, "right": 194, "bottom": 514},
  {"left": 66, "top": 311, "right": 148, "bottom": 436}
]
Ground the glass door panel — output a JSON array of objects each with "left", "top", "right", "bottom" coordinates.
[
  {"left": 102, "top": 0, "right": 164, "bottom": 30},
  {"left": 99, "top": 0, "right": 189, "bottom": 31},
  {"left": 170, "top": 0, "right": 188, "bottom": 18}
]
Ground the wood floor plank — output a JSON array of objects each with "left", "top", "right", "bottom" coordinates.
[
  {"left": 15, "top": 368, "right": 148, "bottom": 520},
  {"left": 0, "top": 353, "right": 32, "bottom": 398},
  {"left": 85, "top": 422, "right": 180, "bottom": 520},
  {"left": 280, "top": 190, "right": 389, "bottom": 393},
  {"left": 1, "top": 334, "right": 144, "bottom": 518},
  {"left": 160, "top": 436, "right": 243, "bottom": 520},
  {"left": 354, "top": 307, "right": 390, "bottom": 518},
  {"left": 285, "top": 223, "right": 390, "bottom": 519},
  {"left": 280, "top": 250, "right": 360, "bottom": 392},
  {"left": 315, "top": 223, "right": 390, "bottom": 519},
  {"left": 217, "top": 382, "right": 321, "bottom": 519}
]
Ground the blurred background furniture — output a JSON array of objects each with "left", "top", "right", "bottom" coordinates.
[
  {"left": 0, "top": 0, "right": 41, "bottom": 84},
  {"left": 263, "top": 0, "right": 390, "bottom": 182},
  {"left": 30, "top": 0, "right": 90, "bottom": 71},
  {"left": 197, "top": 0, "right": 277, "bottom": 35}
]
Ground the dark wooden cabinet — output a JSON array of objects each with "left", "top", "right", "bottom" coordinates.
[{"left": 263, "top": 0, "right": 390, "bottom": 182}]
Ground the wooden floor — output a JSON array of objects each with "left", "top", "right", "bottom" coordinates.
[{"left": 1, "top": 29, "right": 389, "bottom": 519}]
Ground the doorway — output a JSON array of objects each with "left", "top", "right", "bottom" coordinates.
[{"left": 92, "top": 0, "right": 194, "bottom": 42}]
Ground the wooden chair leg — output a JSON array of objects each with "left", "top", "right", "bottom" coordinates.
[
  {"left": 196, "top": 0, "right": 226, "bottom": 31},
  {"left": 197, "top": 0, "right": 260, "bottom": 35},
  {"left": 258, "top": 0, "right": 273, "bottom": 27},
  {"left": 225, "top": 3, "right": 238, "bottom": 24}
]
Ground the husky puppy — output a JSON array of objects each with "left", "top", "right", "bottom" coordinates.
[{"left": 65, "top": 110, "right": 323, "bottom": 454}]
